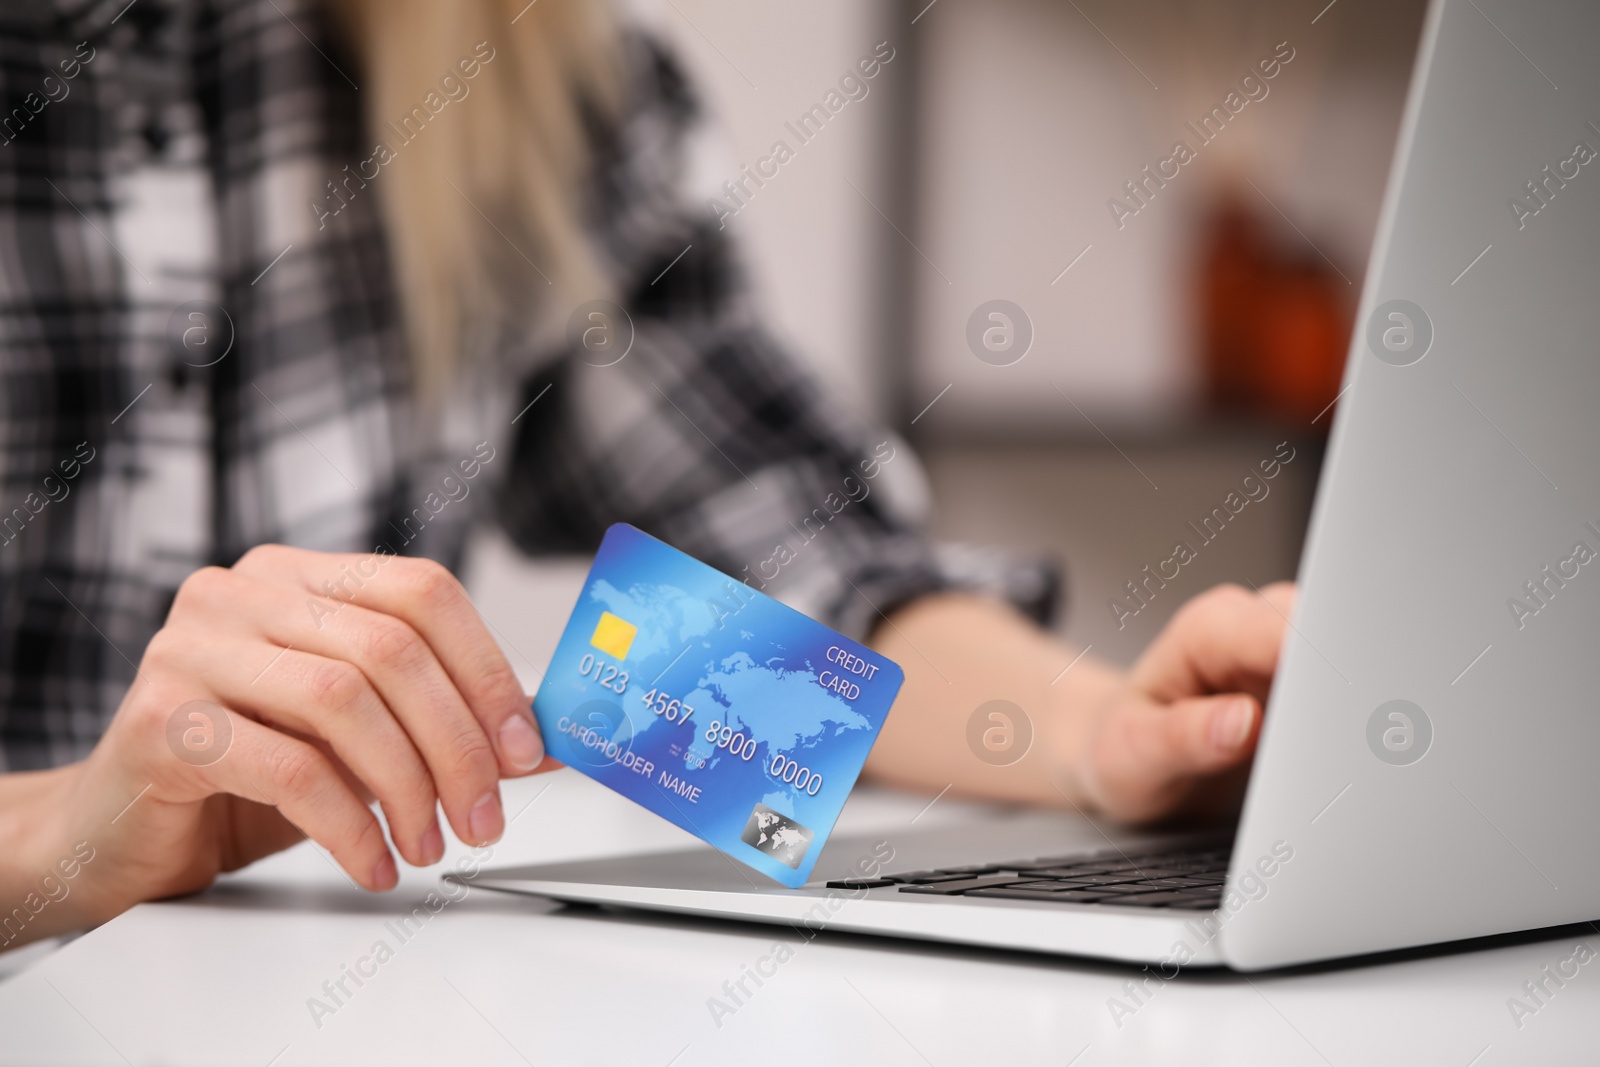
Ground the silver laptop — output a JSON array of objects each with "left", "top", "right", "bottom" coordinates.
[{"left": 459, "top": 0, "right": 1600, "bottom": 970}]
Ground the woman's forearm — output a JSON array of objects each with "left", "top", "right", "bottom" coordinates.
[
  {"left": 863, "top": 594, "right": 1121, "bottom": 810},
  {"left": 0, "top": 763, "right": 92, "bottom": 951}
]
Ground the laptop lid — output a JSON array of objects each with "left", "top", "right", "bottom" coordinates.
[{"left": 1225, "top": 0, "right": 1600, "bottom": 969}]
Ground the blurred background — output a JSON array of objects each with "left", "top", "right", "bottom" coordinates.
[{"left": 468, "top": 0, "right": 1431, "bottom": 672}]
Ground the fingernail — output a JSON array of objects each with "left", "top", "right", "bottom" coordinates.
[
  {"left": 470, "top": 791, "right": 504, "bottom": 845},
  {"left": 420, "top": 820, "right": 444, "bottom": 865},
  {"left": 498, "top": 713, "right": 544, "bottom": 772},
  {"left": 1211, "top": 700, "right": 1254, "bottom": 752},
  {"left": 373, "top": 852, "right": 398, "bottom": 891}
]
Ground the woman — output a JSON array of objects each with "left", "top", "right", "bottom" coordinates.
[{"left": 0, "top": 0, "right": 1290, "bottom": 950}]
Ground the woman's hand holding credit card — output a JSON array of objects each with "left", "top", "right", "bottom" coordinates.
[{"left": 532, "top": 524, "right": 904, "bottom": 887}]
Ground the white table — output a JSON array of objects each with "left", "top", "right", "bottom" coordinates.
[{"left": 0, "top": 770, "right": 1595, "bottom": 1066}]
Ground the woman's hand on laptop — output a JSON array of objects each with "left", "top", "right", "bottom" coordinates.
[
  {"left": 2, "top": 546, "right": 548, "bottom": 946},
  {"left": 864, "top": 583, "right": 1295, "bottom": 824},
  {"left": 1077, "top": 581, "right": 1294, "bottom": 822}
]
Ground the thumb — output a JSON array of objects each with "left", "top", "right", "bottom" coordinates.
[{"left": 1084, "top": 692, "right": 1261, "bottom": 823}]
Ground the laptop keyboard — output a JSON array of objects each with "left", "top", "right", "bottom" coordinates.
[{"left": 825, "top": 842, "right": 1231, "bottom": 911}]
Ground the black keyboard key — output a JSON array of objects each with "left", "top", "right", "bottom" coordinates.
[
  {"left": 1089, "top": 884, "right": 1174, "bottom": 896},
  {"left": 1104, "top": 862, "right": 1201, "bottom": 876},
  {"left": 880, "top": 871, "right": 978, "bottom": 884},
  {"left": 1007, "top": 865, "right": 1117, "bottom": 877},
  {"left": 897, "top": 876, "right": 1036, "bottom": 896},
  {"left": 824, "top": 878, "right": 895, "bottom": 890},
  {"left": 1097, "top": 892, "right": 1187, "bottom": 908},
  {"left": 966, "top": 886, "right": 1116, "bottom": 904},
  {"left": 1044, "top": 889, "right": 1121, "bottom": 903},
  {"left": 1024, "top": 870, "right": 1143, "bottom": 884},
  {"left": 1006, "top": 880, "right": 1094, "bottom": 891},
  {"left": 1102, "top": 891, "right": 1217, "bottom": 909},
  {"left": 932, "top": 864, "right": 1002, "bottom": 875}
]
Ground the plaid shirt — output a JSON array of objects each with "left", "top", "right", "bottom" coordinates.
[{"left": 0, "top": 0, "right": 1054, "bottom": 771}]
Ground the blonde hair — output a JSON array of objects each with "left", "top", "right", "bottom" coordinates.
[{"left": 327, "top": 0, "right": 624, "bottom": 404}]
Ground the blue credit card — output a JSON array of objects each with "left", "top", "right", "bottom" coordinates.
[{"left": 531, "top": 523, "right": 905, "bottom": 887}]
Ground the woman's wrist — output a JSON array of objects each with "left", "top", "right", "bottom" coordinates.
[
  {"left": 1042, "top": 655, "right": 1126, "bottom": 811},
  {"left": 864, "top": 593, "right": 1129, "bottom": 809}
]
